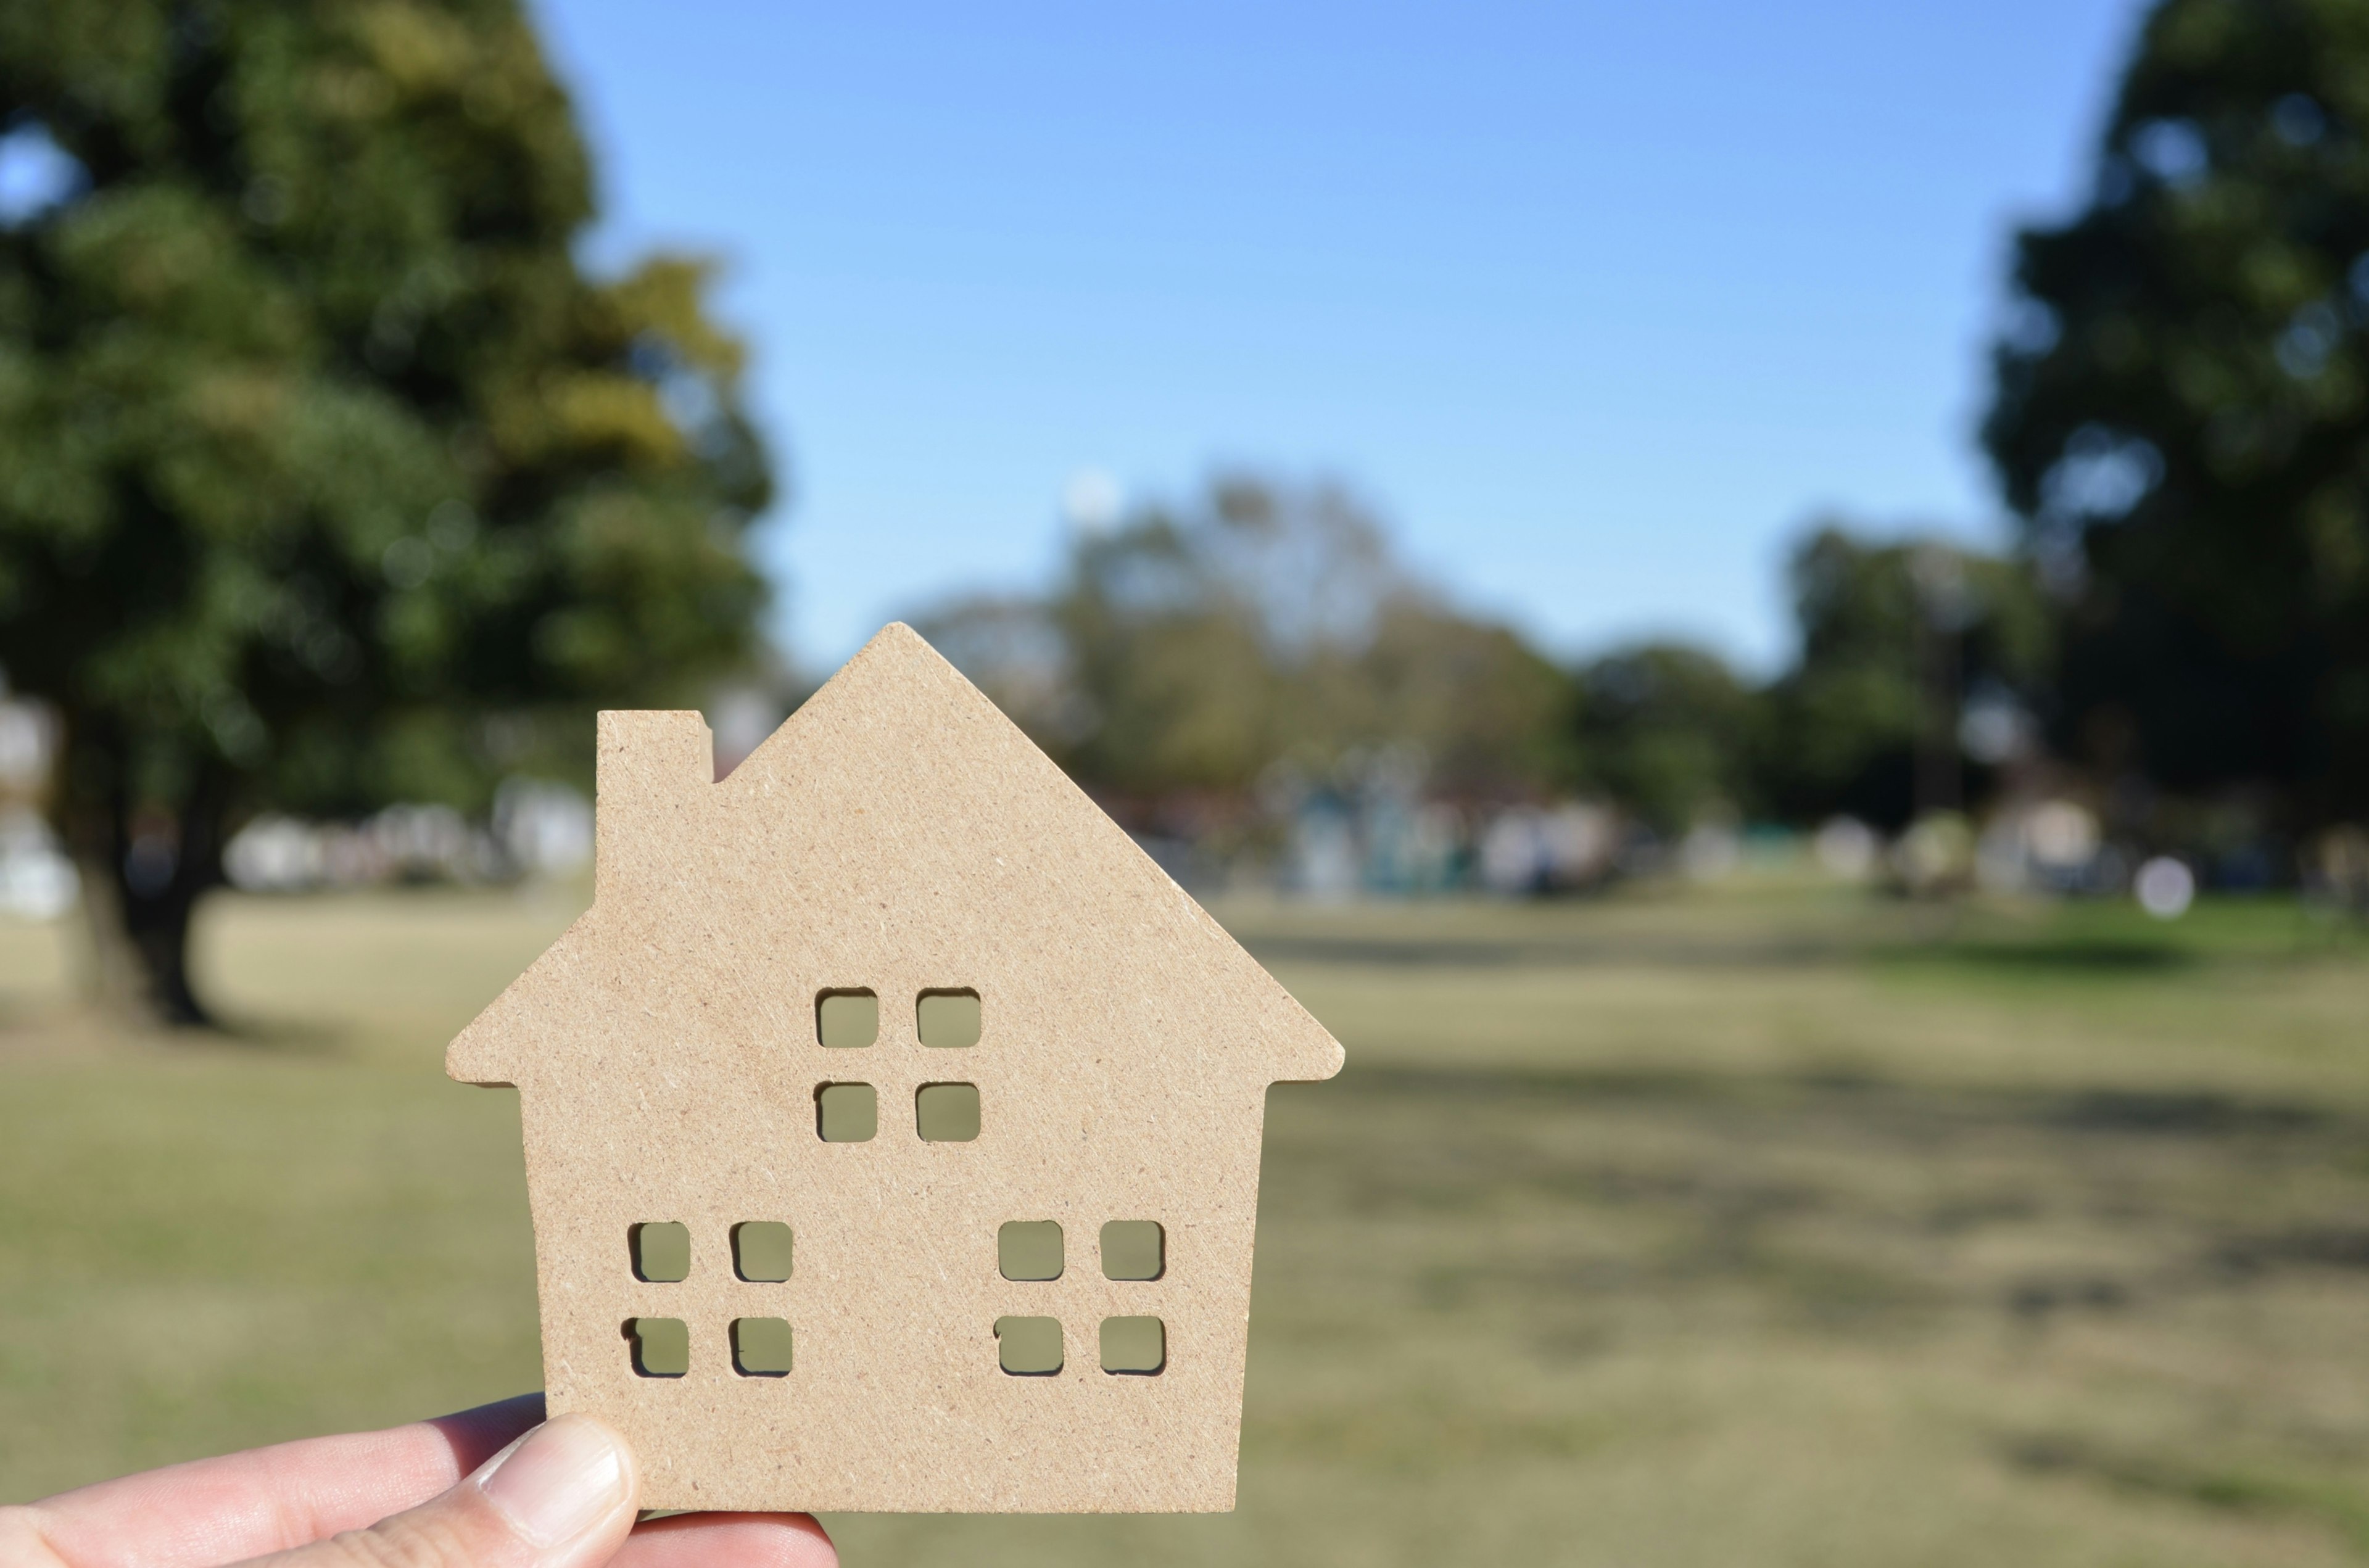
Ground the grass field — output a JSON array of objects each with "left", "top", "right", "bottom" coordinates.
[{"left": 2, "top": 879, "right": 2367, "bottom": 1565}]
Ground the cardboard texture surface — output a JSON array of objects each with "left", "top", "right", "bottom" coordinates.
[{"left": 447, "top": 623, "right": 1344, "bottom": 1512}]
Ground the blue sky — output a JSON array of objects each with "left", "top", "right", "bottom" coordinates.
[{"left": 534, "top": 0, "right": 2142, "bottom": 675}]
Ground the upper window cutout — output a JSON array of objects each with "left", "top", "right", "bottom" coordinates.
[
  {"left": 916, "top": 1083, "right": 980, "bottom": 1142},
  {"left": 816, "top": 1083, "right": 877, "bottom": 1142},
  {"left": 1101, "top": 1221, "right": 1165, "bottom": 1281},
  {"left": 996, "top": 1315, "right": 1062, "bottom": 1376},
  {"left": 817, "top": 990, "right": 878, "bottom": 1049},
  {"left": 917, "top": 990, "right": 980, "bottom": 1049},
  {"left": 630, "top": 1222, "right": 690, "bottom": 1282}
]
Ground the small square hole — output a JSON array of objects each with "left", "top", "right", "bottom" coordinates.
[
  {"left": 629, "top": 1221, "right": 690, "bottom": 1282},
  {"left": 917, "top": 1083, "right": 980, "bottom": 1142},
  {"left": 996, "top": 1315, "right": 1062, "bottom": 1376},
  {"left": 1101, "top": 1221, "right": 1164, "bottom": 1281},
  {"left": 999, "top": 1220, "right": 1063, "bottom": 1281},
  {"left": 732, "top": 1316, "right": 794, "bottom": 1377},
  {"left": 733, "top": 1221, "right": 793, "bottom": 1282},
  {"left": 816, "top": 1083, "right": 876, "bottom": 1142},
  {"left": 625, "top": 1316, "right": 688, "bottom": 1377},
  {"left": 917, "top": 989, "right": 980, "bottom": 1048},
  {"left": 1100, "top": 1316, "right": 1165, "bottom": 1375},
  {"left": 816, "top": 989, "right": 878, "bottom": 1048}
]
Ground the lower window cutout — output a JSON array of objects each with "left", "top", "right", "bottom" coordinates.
[
  {"left": 732, "top": 1316, "right": 794, "bottom": 1377},
  {"left": 1100, "top": 1220, "right": 1164, "bottom": 1281},
  {"left": 816, "top": 989, "right": 878, "bottom": 1049},
  {"left": 629, "top": 1221, "right": 690, "bottom": 1282},
  {"left": 624, "top": 1317, "right": 688, "bottom": 1378},
  {"left": 995, "top": 1314, "right": 1062, "bottom": 1376},
  {"left": 916, "top": 1082, "right": 980, "bottom": 1142},
  {"left": 1101, "top": 1316, "right": 1165, "bottom": 1376}
]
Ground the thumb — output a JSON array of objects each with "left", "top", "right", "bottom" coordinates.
[{"left": 236, "top": 1415, "right": 641, "bottom": 1568}]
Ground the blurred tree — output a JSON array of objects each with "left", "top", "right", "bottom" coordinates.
[
  {"left": 0, "top": 1, "right": 773, "bottom": 1024},
  {"left": 1571, "top": 642, "right": 1759, "bottom": 836},
  {"left": 920, "top": 474, "right": 1571, "bottom": 804},
  {"left": 1761, "top": 526, "right": 2051, "bottom": 829},
  {"left": 1984, "top": 0, "right": 2369, "bottom": 828},
  {"left": 1349, "top": 601, "right": 1574, "bottom": 799}
]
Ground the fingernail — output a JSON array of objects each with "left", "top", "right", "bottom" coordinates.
[{"left": 478, "top": 1416, "right": 631, "bottom": 1548}]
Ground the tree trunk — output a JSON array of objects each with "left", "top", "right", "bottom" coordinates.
[
  {"left": 77, "top": 854, "right": 213, "bottom": 1027},
  {"left": 65, "top": 741, "right": 229, "bottom": 1031}
]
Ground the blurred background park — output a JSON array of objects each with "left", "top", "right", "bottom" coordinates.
[{"left": 4, "top": 0, "right": 2369, "bottom": 1562}]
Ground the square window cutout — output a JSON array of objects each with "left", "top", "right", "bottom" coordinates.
[
  {"left": 733, "top": 1221, "right": 793, "bottom": 1282},
  {"left": 732, "top": 1317, "right": 793, "bottom": 1377},
  {"left": 1101, "top": 1316, "right": 1165, "bottom": 1375},
  {"left": 1101, "top": 1221, "right": 1164, "bottom": 1281},
  {"left": 625, "top": 1316, "right": 688, "bottom": 1377},
  {"left": 916, "top": 1083, "right": 980, "bottom": 1142},
  {"left": 815, "top": 1083, "right": 876, "bottom": 1142},
  {"left": 917, "top": 989, "right": 980, "bottom": 1049},
  {"left": 816, "top": 990, "right": 877, "bottom": 1049},
  {"left": 996, "top": 1315, "right": 1062, "bottom": 1376},
  {"left": 630, "top": 1221, "right": 690, "bottom": 1282},
  {"left": 999, "top": 1220, "right": 1062, "bottom": 1281}
]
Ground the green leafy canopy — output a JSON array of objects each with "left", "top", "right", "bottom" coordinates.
[
  {"left": 1984, "top": 0, "right": 2369, "bottom": 823},
  {"left": 0, "top": 0, "right": 774, "bottom": 822}
]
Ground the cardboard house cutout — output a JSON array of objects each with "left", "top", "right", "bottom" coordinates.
[{"left": 447, "top": 623, "right": 1344, "bottom": 1514}]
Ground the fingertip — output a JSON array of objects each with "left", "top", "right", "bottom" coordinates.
[
  {"left": 255, "top": 1416, "right": 643, "bottom": 1568},
  {"left": 428, "top": 1392, "right": 549, "bottom": 1474},
  {"left": 616, "top": 1511, "right": 838, "bottom": 1568},
  {"left": 476, "top": 1414, "right": 640, "bottom": 1551}
]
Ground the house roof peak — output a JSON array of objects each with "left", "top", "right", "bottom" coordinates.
[{"left": 453, "top": 622, "right": 1346, "bottom": 1092}]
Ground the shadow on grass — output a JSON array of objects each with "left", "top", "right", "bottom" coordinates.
[
  {"left": 1270, "top": 1060, "right": 2369, "bottom": 1359},
  {"left": 2004, "top": 1434, "right": 2369, "bottom": 1551},
  {"left": 1876, "top": 936, "right": 2197, "bottom": 978},
  {"left": 205, "top": 1010, "right": 353, "bottom": 1057},
  {"left": 0, "top": 1002, "right": 351, "bottom": 1059},
  {"left": 1320, "top": 1061, "right": 2339, "bottom": 1137},
  {"left": 1242, "top": 933, "right": 1857, "bottom": 970}
]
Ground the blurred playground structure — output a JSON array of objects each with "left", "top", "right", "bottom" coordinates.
[{"left": 4, "top": 661, "right": 2365, "bottom": 920}]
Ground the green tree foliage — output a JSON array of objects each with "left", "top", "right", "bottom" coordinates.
[
  {"left": 1571, "top": 642, "right": 1759, "bottom": 836},
  {"left": 1984, "top": 0, "right": 2369, "bottom": 826},
  {"left": 1761, "top": 526, "right": 2051, "bottom": 829},
  {"left": 932, "top": 494, "right": 2064, "bottom": 848},
  {"left": 920, "top": 475, "right": 1572, "bottom": 809},
  {"left": 0, "top": 0, "right": 773, "bottom": 1022}
]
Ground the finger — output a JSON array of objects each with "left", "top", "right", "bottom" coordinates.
[
  {"left": 10, "top": 1395, "right": 547, "bottom": 1568},
  {"left": 228, "top": 1414, "right": 639, "bottom": 1568},
  {"left": 614, "top": 1512, "right": 838, "bottom": 1568}
]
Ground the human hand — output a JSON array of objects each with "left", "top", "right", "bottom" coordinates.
[{"left": 0, "top": 1393, "right": 837, "bottom": 1568}]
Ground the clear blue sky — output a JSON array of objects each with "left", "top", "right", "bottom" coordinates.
[{"left": 534, "top": 0, "right": 2142, "bottom": 675}]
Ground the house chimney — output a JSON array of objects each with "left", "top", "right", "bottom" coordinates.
[{"left": 595, "top": 711, "right": 714, "bottom": 896}]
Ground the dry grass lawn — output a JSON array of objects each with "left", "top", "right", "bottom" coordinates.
[{"left": 1, "top": 879, "right": 2365, "bottom": 1566}]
